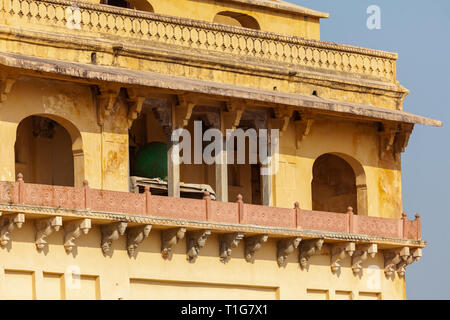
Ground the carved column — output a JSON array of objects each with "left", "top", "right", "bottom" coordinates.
[
  {"left": 186, "top": 229, "right": 211, "bottom": 263},
  {"left": 219, "top": 232, "right": 244, "bottom": 263},
  {"left": 299, "top": 238, "right": 324, "bottom": 270},
  {"left": 277, "top": 237, "right": 301, "bottom": 267},
  {"left": 64, "top": 219, "right": 91, "bottom": 254},
  {"left": 127, "top": 225, "right": 152, "bottom": 257},
  {"left": 352, "top": 244, "right": 378, "bottom": 275},
  {"left": 35, "top": 216, "right": 63, "bottom": 251},
  {"left": 100, "top": 222, "right": 127, "bottom": 254},
  {"left": 0, "top": 213, "right": 25, "bottom": 247},
  {"left": 161, "top": 227, "right": 186, "bottom": 259},
  {"left": 244, "top": 234, "right": 268, "bottom": 263}
]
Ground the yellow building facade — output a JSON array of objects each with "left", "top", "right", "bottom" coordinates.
[{"left": 0, "top": 0, "right": 441, "bottom": 300}]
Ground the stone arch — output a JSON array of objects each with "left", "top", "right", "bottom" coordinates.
[
  {"left": 311, "top": 153, "right": 367, "bottom": 215},
  {"left": 213, "top": 11, "right": 260, "bottom": 30},
  {"left": 14, "top": 114, "right": 85, "bottom": 187}
]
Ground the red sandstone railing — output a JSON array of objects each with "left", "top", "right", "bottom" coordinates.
[{"left": 0, "top": 176, "right": 422, "bottom": 240}]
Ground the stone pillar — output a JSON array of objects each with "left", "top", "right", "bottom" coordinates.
[
  {"left": 0, "top": 121, "right": 17, "bottom": 182},
  {"left": 261, "top": 143, "right": 273, "bottom": 206},
  {"left": 215, "top": 137, "right": 228, "bottom": 202},
  {"left": 167, "top": 138, "right": 180, "bottom": 198}
]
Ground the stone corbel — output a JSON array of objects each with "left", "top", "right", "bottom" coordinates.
[
  {"left": 100, "top": 221, "right": 127, "bottom": 254},
  {"left": 127, "top": 88, "right": 147, "bottom": 128},
  {"left": 393, "top": 123, "right": 414, "bottom": 156},
  {"left": 396, "top": 248, "right": 422, "bottom": 277},
  {"left": 223, "top": 99, "right": 247, "bottom": 130},
  {"left": 0, "top": 213, "right": 25, "bottom": 248},
  {"left": 352, "top": 244, "right": 378, "bottom": 275},
  {"left": 219, "top": 232, "right": 244, "bottom": 263},
  {"left": 35, "top": 216, "right": 63, "bottom": 251},
  {"left": 161, "top": 227, "right": 186, "bottom": 259},
  {"left": 186, "top": 229, "right": 211, "bottom": 263},
  {"left": 127, "top": 224, "right": 152, "bottom": 257},
  {"left": 271, "top": 107, "right": 294, "bottom": 135},
  {"left": 96, "top": 85, "right": 121, "bottom": 126},
  {"left": 379, "top": 123, "right": 398, "bottom": 158},
  {"left": 294, "top": 113, "right": 315, "bottom": 149},
  {"left": 299, "top": 238, "right": 324, "bottom": 270},
  {"left": 330, "top": 242, "right": 356, "bottom": 274},
  {"left": 63, "top": 219, "right": 91, "bottom": 254},
  {"left": 174, "top": 94, "right": 198, "bottom": 128},
  {"left": 0, "top": 74, "right": 17, "bottom": 105},
  {"left": 277, "top": 237, "right": 301, "bottom": 267},
  {"left": 383, "top": 247, "right": 412, "bottom": 278},
  {"left": 244, "top": 234, "right": 268, "bottom": 263}
]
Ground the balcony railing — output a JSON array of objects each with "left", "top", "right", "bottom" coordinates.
[
  {"left": 0, "top": 0, "right": 397, "bottom": 81},
  {"left": 0, "top": 176, "right": 422, "bottom": 241}
]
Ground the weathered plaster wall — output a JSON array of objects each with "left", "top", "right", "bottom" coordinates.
[{"left": 0, "top": 224, "right": 405, "bottom": 300}]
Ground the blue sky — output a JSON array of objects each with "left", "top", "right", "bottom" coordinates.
[{"left": 290, "top": 0, "right": 450, "bottom": 299}]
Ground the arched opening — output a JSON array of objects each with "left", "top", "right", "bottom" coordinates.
[
  {"left": 15, "top": 115, "right": 84, "bottom": 187},
  {"left": 213, "top": 11, "right": 260, "bottom": 30},
  {"left": 312, "top": 153, "right": 367, "bottom": 214},
  {"left": 102, "top": 0, "right": 154, "bottom": 12}
]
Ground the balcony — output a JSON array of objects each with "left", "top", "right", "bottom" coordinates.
[
  {"left": 0, "top": 0, "right": 398, "bottom": 82},
  {"left": 0, "top": 176, "right": 422, "bottom": 242}
]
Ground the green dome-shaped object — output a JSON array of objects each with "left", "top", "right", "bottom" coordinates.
[{"left": 134, "top": 142, "right": 168, "bottom": 180}]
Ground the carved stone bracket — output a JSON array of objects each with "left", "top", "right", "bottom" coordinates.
[
  {"left": 127, "top": 88, "right": 148, "bottom": 128},
  {"left": 161, "top": 227, "right": 186, "bottom": 259},
  {"left": 379, "top": 123, "right": 414, "bottom": 159},
  {"left": 100, "top": 221, "right": 127, "bottom": 254},
  {"left": 64, "top": 219, "right": 91, "bottom": 254},
  {"left": 175, "top": 94, "right": 198, "bottom": 128},
  {"left": 330, "top": 242, "right": 355, "bottom": 274},
  {"left": 219, "top": 232, "right": 244, "bottom": 263},
  {"left": 244, "top": 234, "right": 268, "bottom": 263},
  {"left": 299, "top": 238, "right": 324, "bottom": 270},
  {"left": 271, "top": 107, "right": 294, "bottom": 135},
  {"left": 223, "top": 99, "right": 247, "bottom": 130},
  {"left": 96, "top": 85, "right": 121, "bottom": 126},
  {"left": 0, "top": 213, "right": 25, "bottom": 248},
  {"left": 127, "top": 224, "right": 152, "bottom": 257},
  {"left": 186, "top": 229, "right": 211, "bottom": 263},
  {"left": 35, "top": 216, "right": 63, "bottom": 251},
  {"left": 277, "top": 237, "right": 301, "bottom": 267},
  {"left": 0, "top": 75, "right": 17, "bottom": 105},
  {"left": 352, "top": 244, "right": 378, "bottom": 275},
  {"left": 383, "top": 247, "right": 418, "bottom": 278},
  {"left": 294, "top": 114, "right": 314, "bottom": 149}
]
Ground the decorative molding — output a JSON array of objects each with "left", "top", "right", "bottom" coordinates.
[
  {"left": 330, "top": 242, "right": 355, "bottom": 274},
  {"left": 63, "top": 218, "right": 91, "bottom": 254},
  {"left": 352, "top": 243, "right": 378, "bottom": 275},
  {"left": 100, "top": 221, "right": 127, "bottom": 254},
  {"left": 219, "top": 232, "right": 244, "bottom": 263},
  {"left": 35, "top": 216, "right": 63, "bottom": 251},
  {"left": 161, "top": 227, "right": 186, "bottom": 259},
  {"left": 294, "top": 114, "right": 314, "bottom": 149},
  {"left": 186, "top": 229, "right": 211, "bottom": 263},
  {"left": 126, "top": 224, "right": 152, "bottom": 257},
  {"left": 244, "top": 234, "right": 269, "bottom": 263},
  {"left": 0, "top": 213, "right": 25, "bottom": 247},
  {"left": 299, "top": 238, "right": 324, "bottom": 270},
  {"left": 277, "top": 237, "right": 301, "bottom": 267}
]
